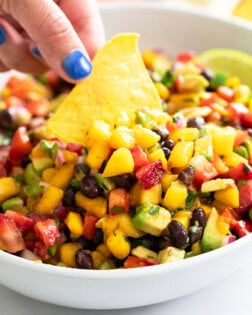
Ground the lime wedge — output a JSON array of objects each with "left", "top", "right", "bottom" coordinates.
[{"left": 195, "top": 49, "right": 252, "bottom": 88}]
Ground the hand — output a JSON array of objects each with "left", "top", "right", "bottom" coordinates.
[{"left": 0, "top": 0, "right": 105, "bottom": 82}]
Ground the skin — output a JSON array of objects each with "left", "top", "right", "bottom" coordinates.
[{"left": 0, "top": 0, "right": 105, "bottom": 82}]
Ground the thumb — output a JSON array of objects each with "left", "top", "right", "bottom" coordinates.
[{"left": 1, "top": 0, "right": 93, "bottom": 82}]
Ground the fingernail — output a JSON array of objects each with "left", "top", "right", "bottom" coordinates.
[
  {"left": 0, "top": 27, "right": 7, "bottom": 45},
  {"left": 31, "top": 47, "right": 43, "bottom": 59},
  {"left": 62, "top": 49, "right": 92, "bottom": 80}
]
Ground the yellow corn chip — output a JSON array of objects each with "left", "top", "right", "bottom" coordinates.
[{"left": 46, "top": 33, "right": 162, "bottom": 145}]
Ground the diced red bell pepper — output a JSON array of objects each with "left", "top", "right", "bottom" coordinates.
[
  {"left": 9, "top": 126, "right": 33, "bottom": 162},
  {"left": 236, "top": 180, "right": 252, "bottom": 214},
  {"left": 225, "top": 163, "right": 252, "bottom": 181},
  {"left": 108, "top": 188, "right": 130, "bottom": 215},
  {"left": 130, "top": 145, "right": 149, "bottom": 172},
  {"left": 199, "top": 95, "right": 216, "bottom": 107},
  {"left": 136, "top": 160, "right": 165, "bottom": 189},
  {"left": 0, "top": 213, "right": 25, "bottom": 253},
  {"left": 33, "top": 219, "right": 61, "bottom": 247},
  {"left": 233, "top": 220, "right": 252, "bottom": 238},
  {"left": 25, "top": 99, "right": 50, "bottom": 117},
  {"left": 5, "top": 210, "right": 33, "bottom": 234},
  {"left": 217, "top": 86, "right": 234, "bottom": 102},
  {"left": 82, "top": 213, "right": 98, "bottom": 240},
  {"left": 124, "top": 256, "right": 157, "bottom": 268},
  {"left": 192, "top": 156, "right": 218, "bottom": 186},
  {"left": 166, "top": 121, "right": 177, "bottom": 133}
]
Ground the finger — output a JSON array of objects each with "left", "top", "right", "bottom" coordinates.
[
  {"left": 59, "top": 0, "right": 105, "bottom": 58},
  {"left": 0, "top": 0, "right": 94, "bottom": 83},
  {"left": 0, "top": 59, "right": 8, "bottom": 72},
  {"left": 0, "top": 18, "right": 47, "bottom": 74}
]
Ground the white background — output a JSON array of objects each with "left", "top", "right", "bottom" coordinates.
[{"left": 1, "top": 257, "right": 252, "bottom": 315}]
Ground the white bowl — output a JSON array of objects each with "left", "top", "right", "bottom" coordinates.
[{"left": 1, "top": 2, "right": 252, "bottom": 310}]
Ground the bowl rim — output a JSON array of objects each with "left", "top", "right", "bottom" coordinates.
[
  {"left": 1, "top": 233, "right": 251, "bottom": 279},
  {"left": 1, "top": 2, "right": 252, "bottom": 281},
  {"left": 99, "top": 1, "right": 252, "bottom": 33}
]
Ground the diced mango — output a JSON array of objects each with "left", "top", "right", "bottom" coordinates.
[
  {"left": 59, "top": 242, "right": 82, "bottom": 267},
  {"left": 133, "top": 125, "right": 160, "bottom": 149},
  {"left": 114, "top": 110, "right": 133, "bottom": 127},
  {"left": 36, "top": 186, "right": 64, "bottom": 215},
  {"left": 75, "top": 192, "right": 107, "bottom": 218},
  {"left": 102, "top": 148, "right": 134, "bottom": 177},
  {"left": 96, "top": 243, "right": 111, "bottom": 258},
  {"left": 42, "top": 168, "right": 57, "bottom": 183},
  {"left": 155, "top": 82, "right": 170, "bottom": 101},
  {"left": 109, "top": 126, "right": 135, "bottom": 149},
  {"left": 147, "top": 148, "right": 167, "bottom": 170},
  {"left": 168, "top": 141, "right": 194, "bottom": 168},
  {"left": 55, "top": 150, "right": 78, "bottom": 167},
  {"left": 49, "top": 163, "right": 75, "bottom": 189},
  {"left": 211, "top": 126, "right": 236, "bottom": 156},
  {"left": 118, "top": 213, "right": 144, "bottom": 238},
  {"left": 214, "top": 186, "right": 239, "bottom": 208},
  {"left": 170, "top": 128, "right": 199, "bottom": 142},
  {"left": 90, "top": 250, "right": 105, "bottom": 269},
  {"left": 0, "top": 177, "right": 20, "bottom": 204},
  {"left": 64, "top": 211, "right": 83, "bottom": 238},
  {"left": 86, "top": 142, "right": 110, "bottom": 170},
  {"left": 172, "top": 210, "right": 192, "bottom": 229},
  {"left": 223, "top": 152, "right": 247, "bottom": 168},
  {"left": 139, "top": 183, "right": 162, "bottom": 205},
  {"left": 162, "top": 180, "right": 188, "bottom": 210},
  {"left": 100, "top": 214, "right": 120, "bottom": 236},
  {"left": 160, "top": 173, "right": 178, "bottom": 191},
  {"left": 106, "top": 228, "right": 130, "bottom": 259}
]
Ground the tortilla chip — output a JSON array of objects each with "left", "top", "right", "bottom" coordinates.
[{"left": 46, "top": 33, "right": 162, "bottom": 145}]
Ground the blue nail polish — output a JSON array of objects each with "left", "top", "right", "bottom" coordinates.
[
  {"left": 31, "top": 47, "right": 43, "bottom": 59},
  {"left": 0, "top": 27, "right": 7, "bottom": 45},
  {"left": 62, "top": 49, "right": 92, "bottom": 80}
]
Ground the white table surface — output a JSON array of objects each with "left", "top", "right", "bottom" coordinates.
[{"left": 1, "top": 257, "right": 252, "bottom": 315}]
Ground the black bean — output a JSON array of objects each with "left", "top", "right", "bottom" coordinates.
[
  {"left": 191, "top": 207, "right": 207, "bottom": 228},
  {"left": 21, "top": 153, "right": 31, "bottom": 168},
  {"left": 62, "top": 187, "right": 76, "bottom": 206},
  {"left": 112, "top": 174, "right": 133, "bottom": 190},
  {"left": 187, "top": 117, "right": 205, "bottom": 129},
  {"left": 162, "top": 147, "right": 171, "bottom": 160},
  {"left": 248, "top": 128, "right": 252, "bottom": 137},
  {"left": 153, "top": 125, "right": 169, "bottom": 142},
  {"left": 201, "top": 69, "right": 213, "bottom": 82},
  {"left": 0, "top": 110, "right": 15, "bottom": 129},
  {"left": 92, "top": 229, "right": 104, "bottom": 246},
  {"left": 162, "top": 139, "right": 175, "bottom": 150},
  {"left": 158, "top": 236, "right": 173, "bottom": 250},
  {"left": 178, "top": 166, "right": 195, "bottom": 186},
  {"left": 168, "top": 220, "right": 189, "bottom": 248},
  {"left": 80, "top": 175, "right": 101, "bottom": 198},
  {"left": 75, "top": 249, "right": 93, "bottom": 269},
  {"left": 189, "top": 226, "right": 203, "bottom": 244}
]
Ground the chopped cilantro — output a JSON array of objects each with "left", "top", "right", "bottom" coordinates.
[
  {"left": 110, "top": 206, "right": 124, "bottom": 214},
  {"left": 160, "top": 71, "right": 174, "bottom": 88},
  {"left": 12, "top": 173, "right": 23, "bottom": 184},
  {"left": 149, "top": 205, "right": 160, "bottom": 215},
  {"left": 186, "top": 189, "right": 197, "bottom": 209}
]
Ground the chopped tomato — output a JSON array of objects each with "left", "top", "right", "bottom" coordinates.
[
  {"left": 9, "top": 126, "right": 33, "bottom": 162},
  {"left": 234, "top": 130, "right": 249, "bottom": 147},
  {"left": 0, "top": 213, "right": 25, "bottom": 253},
  {"left": 225, "top": 163, "right": 252, "bottom": 181},
  {"left": 124, "top": 256, "right": 157, "bottom": 268},
  {"left": 228, "top": 102, "right": 249, "bottom": 125},
  {"left": 5, "top": 210, "right": 33, "bottom": 233},
  {"left": 25, "top": 99, "right": 50, "bottom": 117},
  {"left": 130, "top": 145, "right": 149, "bottom": 172},
  {"left": 191, "top": 155, "right": 218, "bottom": 186},
  {"left": 237, "top": 180, "right": 252, "bottom": 214},
  {"left": 240, "top": 112, "right": 252, "bottom": 129},
  {"left": 66, "top": 143, "right": 83, "bottom": 155},
  {"left": 176, "top": 51, "right": 196, "bottom": 63},
  {"left": 82, "top": 213, "right": 98, "bottom": 240},
  {"left": 109, "top": 188, "right": 130, "bottom": 215},
  {"left": 7, "top": 76, "right": 31, "bottom": 99},
  {"left": 217, "top": 86, "right": 234, "bottom": 102},
  {"left": 33, "top": 219, "right": 61, "bottom": 247}
]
